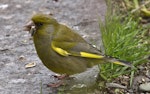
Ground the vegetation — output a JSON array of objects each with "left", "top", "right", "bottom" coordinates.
[{"left": 99, "top": 0, "right": 150, "bottom": 87}]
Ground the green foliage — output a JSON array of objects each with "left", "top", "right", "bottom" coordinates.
[{"left": 99, "top": 4, "right": 150, "bottom": 82}]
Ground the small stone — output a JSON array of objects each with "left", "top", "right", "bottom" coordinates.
[
  {"left": 0, "top": 4, "right": 8, "bottom": 10},
  {"left": 139, "top": 83, "right": 150, "bottom": 92},
  {"left": 141, "top": 78, "right": 145, "bottom": 82},
  {"left": 106, "top": 83, "right": 127, "bottom": 89}
]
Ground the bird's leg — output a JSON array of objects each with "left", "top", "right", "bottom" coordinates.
[
  {"left": 46, "top": 74, "right": 69, "bottom": 88},
  {"left": 47, "top": 81, "right": 64, "bottom": 88},
  {"left": 47, "top": 74, "right": 76, "bottom": 87}
]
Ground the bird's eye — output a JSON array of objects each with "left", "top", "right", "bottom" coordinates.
[{"left": 36, "top": 23, "right": 43, "bottom": 27}]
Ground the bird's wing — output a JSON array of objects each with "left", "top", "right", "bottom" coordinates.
[
  {"left": 51, "top": 24, "right": 132, "bottom": 67},
  {"left": 51, "top": 24, "right": 104, "bottom": 59}
]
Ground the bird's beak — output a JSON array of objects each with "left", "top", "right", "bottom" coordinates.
[{"left": 24, "top": 21, "right": 36, "bottom": 36}]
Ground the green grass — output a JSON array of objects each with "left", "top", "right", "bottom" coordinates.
[{"left": 98, "top": 2, "right": 150, "bottom": 84}]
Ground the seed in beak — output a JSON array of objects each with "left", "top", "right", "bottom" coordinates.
[
  {"left": 30, "top": 26, "right": 36, "bottom": 36},
  {"left": 23, "top": 21, "right": 34, "bottom": 31}
]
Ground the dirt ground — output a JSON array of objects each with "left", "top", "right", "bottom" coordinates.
[{"left": 0, "top": 0, "right": 106, "bottom": 94}]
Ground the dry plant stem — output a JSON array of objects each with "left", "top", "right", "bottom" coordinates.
[{"left": 131, "top": 0, "right": 150, "bottom": 13}]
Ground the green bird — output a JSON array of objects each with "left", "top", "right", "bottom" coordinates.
[{"left": 25, "top": 13, "right": 131, "bottom": 75}]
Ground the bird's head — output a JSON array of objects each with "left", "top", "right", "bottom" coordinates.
[{"left": 24, "top": 14, "right": 58, "bottom": 36}]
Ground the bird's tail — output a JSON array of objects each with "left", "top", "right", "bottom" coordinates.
[{"left": 105, "top": 56, "right": 133, "bottom": 67}]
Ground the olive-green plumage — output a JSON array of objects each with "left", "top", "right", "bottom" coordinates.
[{"left": 29, "top": 14, "right": 131, "bottom": 75}]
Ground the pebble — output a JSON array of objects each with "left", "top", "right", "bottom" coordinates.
[
  {"left": 106, "top": 83, "right": 127, "bottom": 89},
  {"left": 0, "top": 4, "right": 8, "bottom": 10},
  {"left": 139, "top": 83, "right": 150, "bottom": 92}
]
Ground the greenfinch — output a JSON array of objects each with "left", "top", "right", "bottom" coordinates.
[{"left": 25, "top": 14, "right": 131, "bottom": 75}]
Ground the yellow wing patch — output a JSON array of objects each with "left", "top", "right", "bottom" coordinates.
[
  {"left": 51, "top": 42, "right": 104, "bottom": 59},
  {"left": 80, "top": 52, "right": 104, "bottom": 59},
  {"left": 51, "top": 42, "right": 70, "bottom": 56}
]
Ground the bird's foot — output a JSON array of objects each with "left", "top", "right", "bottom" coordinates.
[
  {"left": 47, "top": 74, "right": 75, "bottom": 88},
  {"left": 47, "top": 81, "right": 65, "bottom": 88}
]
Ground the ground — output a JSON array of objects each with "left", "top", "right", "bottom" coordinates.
[{"left": 0, "top": 0, "right": 106, "bottom": 94}]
